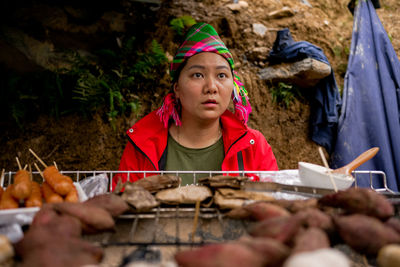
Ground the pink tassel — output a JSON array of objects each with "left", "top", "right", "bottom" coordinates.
[
  {"left": 234, "top": 100, "right": 252, "bottom": 125},
  {"left": 156, "top": 93, "right": 182, "bottom": 128}
]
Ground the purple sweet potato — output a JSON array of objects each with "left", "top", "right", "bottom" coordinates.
[
  {"left": 243, "top": 201, "right": 291, "bottom": 221},
  {"left": 84, "top": 193, "right": 130, "bottom": 217},
  {"left": 237, "top": 236, "right": 290, "bottom": 267},
  {"left": 318, "top": 188, "right": 394, "bottom": 220},
  {"left": 247, "top": 215, "right": 301, "bottom": 244},
  {"left": 293, "top": 208, "right": 334, "bottom": 232},
  {"left": 174, "top": 243, "right": 265, "bottom": 267},
  {"left": 292, "top": 227, "right": 330, "bottom": 254},
  {"left": 52, "top": 202, "right": 115, "bottom": 234},
  {"left": 334, "top": 214, "right": 400, "bottom": 255}
]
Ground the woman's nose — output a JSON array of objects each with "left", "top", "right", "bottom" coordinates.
[{"left": 204, "top": 77, "right": 217, "bottom": 94}]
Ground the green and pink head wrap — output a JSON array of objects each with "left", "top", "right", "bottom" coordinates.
[{"left": 157, "top": 22, "right": 251, "bottom": 127}]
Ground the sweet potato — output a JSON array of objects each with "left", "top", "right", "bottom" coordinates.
[
  {"left": 52, "top": 202, "right": 115, "bottom": 234},
  {"left": 318, "top": 188, "right": 394, "bottom": 220},
  {"left": 293, "top": 208, "right": 334, "bottom": 232},
  {"left": 84, "top": 193, "right": 129, "bottom": 217},
  {"left": 175, "top": 243, "right": 266, "bottom": 267},
  {"left": 292, "top": 227, "right": 330, "bottom": 254},
  {"left": 243, "top": 201, "right": 291, "bottom": 221},
  {"left": 334, "top": 214, "right": 400, "bottom": 254},
  {"left": 237, "top": 236, "right": 290, "bottom": 267},
  {"left": 247, "top": 215, "right": 301, "bottom": 244}
]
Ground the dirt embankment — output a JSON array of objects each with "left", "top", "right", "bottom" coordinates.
[{"left": 1, "top": 0, "right": 399, "bottom": 171}]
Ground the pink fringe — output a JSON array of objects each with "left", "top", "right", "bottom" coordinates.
[
  {"left": 156, "top": 93, "right": 182, "bottom": 128},
  {"left": 234, "top": 99, "right": 252, "bottom": 125}
]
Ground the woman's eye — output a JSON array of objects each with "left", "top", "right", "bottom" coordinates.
[
  {"left": 193, "top": 73, "right": 203, "bottom": 78},
  {"left": 218, "top": 73, "right": 227, "bottom": 78}
]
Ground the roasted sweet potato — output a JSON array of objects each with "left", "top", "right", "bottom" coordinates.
[
  {"left": 52, "top": 202, "right": 115, "bottom": 234},
  {"left": 292, "top": 227, "right": 330, "bottom": 254},
  {"left": 334, "top": 214, "right": 400, "bottom": 255},
  {"left": 247, "top": 215, "right": 301, "bottom": 244},
  {"left": 237, "top": 236, "right": 290, "bottom": 267},
  {"left": 84, "top": 193, "right": 129, "bottom": 217},
  {"left": 318, "top": 188, "right": 394, "bottom": 220},
  {"left": 243, "top": 201, "right": 291, "bottom": 221},
  {"left": 175, "top": 243, "right": 266, "bottom": 267},
  {"left": 293, "top": 208, "right": 334, "bottom": 232}
]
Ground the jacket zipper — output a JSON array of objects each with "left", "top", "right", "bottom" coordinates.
[
  {"left": 128, "top": 139, "right": 157, "bottom": 170},
  {"left": 225, "top": 131, "right": 248, "bottom": 156}
]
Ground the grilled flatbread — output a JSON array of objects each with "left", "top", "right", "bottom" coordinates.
[{"left": 155, "top": 185, "right": 212, "bottom": 204}]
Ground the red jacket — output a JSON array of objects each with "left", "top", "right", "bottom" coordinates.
[{"left": 113, "top": 110, "right": 278, "bottom": 190}]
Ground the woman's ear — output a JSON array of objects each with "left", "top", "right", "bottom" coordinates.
[{"left": 173, "top": 82, "right": 179, "bottom": 98}]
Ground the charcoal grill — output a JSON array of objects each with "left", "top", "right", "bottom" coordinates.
[{"left": 1, "top": 169, "right": 399, "bottom": 266}]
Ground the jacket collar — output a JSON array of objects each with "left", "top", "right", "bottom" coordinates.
[{"left": 126, "top": 109, "right": 249, "bottom": 164}]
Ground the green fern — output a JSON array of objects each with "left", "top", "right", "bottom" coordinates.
[
  {"left": 270, "top": 82, "right": 302, "bottom": 108},
  {"left": 170, "top": 15, "right": 196, "bottom": 35}
]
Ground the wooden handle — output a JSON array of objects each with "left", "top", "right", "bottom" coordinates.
[{"left": 333, "top": 147, "right": 379, "bottom": 175}]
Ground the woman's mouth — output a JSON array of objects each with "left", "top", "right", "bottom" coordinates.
[{"left": 202, "top": 99, "right": 217, "bottom": 104}]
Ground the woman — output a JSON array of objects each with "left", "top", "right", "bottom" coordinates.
[{"left": 113, "top": 22, "right": 278, "bottom": 190}]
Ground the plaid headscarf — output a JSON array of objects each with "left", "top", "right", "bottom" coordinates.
[{"left": 157, "top": 22, "right": 251, "bottom": 127}]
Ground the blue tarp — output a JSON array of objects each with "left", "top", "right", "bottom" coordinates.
[
  {"left": 268, "top": 29, "right": 342, "bottom": 153},
  {"left": 331, "top": 0, "right": 400, "bottom": 191}
]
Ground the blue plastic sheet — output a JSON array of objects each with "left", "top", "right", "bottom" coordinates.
[{"left": 331, "top": 0, "right": 400, "bottom": 191}]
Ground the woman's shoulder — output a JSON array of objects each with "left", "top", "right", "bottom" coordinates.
[{"left": 126, "top": 110, "right": 165, "bottom": 135}]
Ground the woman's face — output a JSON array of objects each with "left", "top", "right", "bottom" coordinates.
[{"left": 174, "top": 52, "right": 234, "bottom": 123}]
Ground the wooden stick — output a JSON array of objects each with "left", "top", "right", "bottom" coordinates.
[
  {"left": 318, "top": 147, "right": 338, "bottom": 192},
  {"left": 29, "top": 148, "right": 48, "bottom": 168},
  {"left": 53, "top": 161, "right": 58, "bottom": 170},
  {"left": 15, "top": 157, "right": 22, "bottom": 170},
  {"left": 28, "top": 164, "right": 33, "bottom": 181},
  {"left": 33, "top": 163, "right": 44, "bottom": 179},
  {"left": 191, "top": 200, "right": 201, "bottom": 243},
  {"left": 23, "top": 164, "right": 27, "bottom": 170},
  {"left": 0, "top": 168, "right": 4, "bottom": 187}
]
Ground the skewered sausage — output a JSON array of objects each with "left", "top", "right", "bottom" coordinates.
[
  {"left": 11, "top": 170, "right": 32, "bottom": 200},
  {"left": 41, "top": 182, "right": 63, "bottom": 203},
  {"left": 64, "top": 185, "right": 79, "bottom": 203},
  {"left": 43, "top": 166, "right": 73, "bottom": 196},
  {"left": 25, "top": 182, "right": 43, "bottom": 207},
  {"left": 0, "top": 185, "right": 19, "bottom": 209}
]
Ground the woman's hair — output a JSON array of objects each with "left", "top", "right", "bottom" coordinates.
[{"left": 157, "top": 22, "right": 252, "bottom": 128}]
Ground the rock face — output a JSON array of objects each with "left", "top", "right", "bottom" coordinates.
[{"left": 258, "top": 58, "right": 332, "bottom": 88}]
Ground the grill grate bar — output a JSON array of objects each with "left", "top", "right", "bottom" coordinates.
[
  {"left": 151, "top": 206, "right": 161, "bottom": 243},
  {"left": 128, "top": 217, "right": 139, "bottom": 242},
  {"left": 175, "top": 206, "right": 180, "bottom": 245}
]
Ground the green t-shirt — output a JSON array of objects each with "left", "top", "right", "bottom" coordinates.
[{"left": 165, "top": 134, "right": 224, "bottom": 185}]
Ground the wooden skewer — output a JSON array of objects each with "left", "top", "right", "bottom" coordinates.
[
  {"left": 33, "top": 163, "right": 44, "bottom": 179},
  {"left": 191, "top": 200, "right": 201, "bottom": 242},
  {"left": 28, "top": 164, "right": 33, "bottom": 181},
  {"left": 23, "top": 164, "right": 27, "bottom": 170},
  {"left": 318, "top": 147, "right": 338, "bottom": 192},
  {"left": 29, "top": 148, "right": 48, "bottom": 168},
  {"left": 15, "top": 157, "right": 22, "bottom": 170},
  {"left": 53, "top": 161, "right": 58, "bottom": 170},
  {"left": 0, "top": 168, "right": 4, "bottom": 187}
]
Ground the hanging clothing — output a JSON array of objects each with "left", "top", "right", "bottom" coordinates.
[
  {"left": 331, "top": 0, "right": 400, "bottom": 191},
  {"left": 268, "top": 28, "right": 342, "bottom": 153}
]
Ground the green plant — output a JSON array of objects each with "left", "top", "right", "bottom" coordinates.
[
  {"left": 1, "top": 35, "right": 168, "bottom": 127},
  {"left": 69, "top": 38, "right": 167, "bottom": 129},
  {"left": 170, "top": 15, "right": 197, "bottom": 36},
  {"left": 270, "top": 82, "right": 302, "bottom": 108}
]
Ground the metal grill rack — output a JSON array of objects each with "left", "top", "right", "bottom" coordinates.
[
  {"left": 1, "top": 169, "right": 395, "bottom": 194},
  {"left": 88, "top": 206, "right": 248, "bottom": 247}
]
